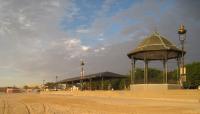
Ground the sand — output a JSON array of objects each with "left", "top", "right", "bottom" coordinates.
[{"left": 0, "top": 90, "right": 200, "bottom": 114}]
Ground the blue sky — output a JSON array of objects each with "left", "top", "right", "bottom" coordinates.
[
  {"left": 59, "top": 0, "right": 177, "bottom": 47},
  {"left": 61, "top": 0, "right": 136, "bottom": 29},
  {"left": 60, "top": 0, "right": 141, "bottom": 46},
  {"left": 0, "top": 0, "right": 199, "bottom": 86}
]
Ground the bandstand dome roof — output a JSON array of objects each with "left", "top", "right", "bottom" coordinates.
[{"left": 127, "top": 32, "right": 184, "bottom": 60}]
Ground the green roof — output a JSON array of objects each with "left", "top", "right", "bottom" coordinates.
[{"left": 127, "top": 32, "right": 184, "bottom": 60}]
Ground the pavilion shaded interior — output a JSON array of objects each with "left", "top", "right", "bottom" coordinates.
[
  {"left": 58, "top": 72, "right": 127, "bottom": 90},
  {"left": 127, "top": 32, "right": 184, "bottom": 84}
]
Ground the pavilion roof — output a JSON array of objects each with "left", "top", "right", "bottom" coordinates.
[
  {"left": 58, "top": 71, "right": 127, "bottom": 83},
  {"left": 127, "top": 32, "right": 184, "bottom": 60}
]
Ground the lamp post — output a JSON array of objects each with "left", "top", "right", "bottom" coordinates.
[
  {"left": 178, "top": 24, "right": 187, "bottom": 87},
  {"left": 80, "top": 59, "right": 85, "bottom": 90}
]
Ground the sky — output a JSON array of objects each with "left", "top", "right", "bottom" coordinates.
[{"left": 0, "top": 0, "right": 199, "bottom": 87}]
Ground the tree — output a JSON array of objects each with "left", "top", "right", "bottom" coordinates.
[
  {"left": 23, "top": 85, "right": 29, "bottom": 89},
  {"left": 133, "top": 68, "right": 162, "bottom": 84},
  {"left": 183, "top": 62, "right": 200, "bottom": 89},
  {"left": 45, "top": 82, "right": 56, "bottom": 89},
  {"left": 118, "top": 79, "right": 126, "bottom": 90}
]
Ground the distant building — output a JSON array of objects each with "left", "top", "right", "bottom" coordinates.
[
  {"left": 0, "top": 87, "right": 22, "bottom": 93},
  {"left": 58, "top": 71, "right": 127, "bottom": 90}
]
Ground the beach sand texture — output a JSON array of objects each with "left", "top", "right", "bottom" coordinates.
[{"left": 0, "top": 90, "right": 200, "bottom": 114}]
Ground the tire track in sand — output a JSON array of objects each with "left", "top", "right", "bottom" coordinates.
[
  {"left": 2, "top": 99, "right": 8, "bottom": 114},
  {"left": 21, "top": 103, "right": 31, "bottom": 114}
]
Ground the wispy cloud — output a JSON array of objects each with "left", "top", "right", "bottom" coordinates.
[{"left": 0, "top": 0, "right": 199, "bottom": 86}]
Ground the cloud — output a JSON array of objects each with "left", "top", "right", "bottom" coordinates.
[
  {"left": 81, "top": 46, "right": 90, "bottom": 51},
  {"left": 64, "top": 39, "right": 81, "bottom": 48},
  {"left": 101, "top": 47, "right": 105, "bottom": 50},
  {"left": 76, "top": 29, "right": 90, "bottom": 33},
  {"left": 0, "top": 0, "right": 199, "bottom": 86}
]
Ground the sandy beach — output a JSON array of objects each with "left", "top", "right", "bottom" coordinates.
[{"left": 0, "top": 90, "right": 199, "bottom": 114}]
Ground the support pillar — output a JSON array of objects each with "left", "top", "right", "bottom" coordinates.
[
  {"left": 163, "top": 59, "right": 168, "bottom": 84},
  {"left": 163, "top": 60, "right": 165, "bottom": 84},
  {"left": 144, "top": 59, "right": 148, "bottom": 84},
  {"left": 101, "top": 77, "right": 104, "bottom": 90},
  {"left": 66, "top": 82, "right": 68, "bottom": 90},
  {"left": 166, "top": 60, "right": 168, "bottom": 84},
  {"left": 146, "top": 60, "right": 148, "bottom": 84},
  {"left": 133, "top": 59, "right": 136, "bottom": 84},
  {"left": 89, "top": 79, "right": 92, "bottom": 90},
  {"left": 177, "top": 57, "right": 180, "bottom": 84},
  {"left": 144, "top": 60, "right": 146, "bottom": 84},
  {"left": 131, "top": 56, "right": 134, "bottom": 84}
]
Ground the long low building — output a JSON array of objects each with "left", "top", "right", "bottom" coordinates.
[{"left": 58, "top": 71, "right": 127, "bottom": 90}]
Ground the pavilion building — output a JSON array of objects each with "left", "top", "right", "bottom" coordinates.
[
  {"left": 58, "top": 71, "right": 127, "bottom": 90},
  {"left": 127, "top": 32, "right": 184, "bottom": 91}
]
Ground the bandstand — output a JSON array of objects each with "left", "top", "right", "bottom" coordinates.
[{"left": 127, "top": 32, "right": 185, "bottom": 91}]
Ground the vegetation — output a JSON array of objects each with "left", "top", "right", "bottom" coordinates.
[
  {"left": 23, "top": 85, "right": 40, "bottom": 89},
  {"left": 44, "top": 82, "right": 57, "bottom": 89},
  {"left": 42, "top": 62, "right": 200, "bottom": 90},
  {"left": 82, "top": 79, "right": 129, "bottom": 90},
  {"left": 183, "top": 62, "right": 200, "bottom": 89},
  {"left": 134, "top": 68, "right": 163, "bottom": 84},
  {"left": 129, "top": 62, "right": 200, "bottom": 89}
]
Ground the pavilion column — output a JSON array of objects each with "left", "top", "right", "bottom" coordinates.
[
  {"left": 163, "top": 59, "right": 168, "bottom": 84},
  {"left": 131, "top": 56, "right": 134, "bottom": 84},
  {"left": 109, "top": 80, "right": 112, "bottom": 90},
  {"left": 177, "top": 57, "right": 181, "bottom": 84},
  {"left": 143, "top": 60, "right": 145, "bottom": 84},
  {"left": 90, "top": 78, "right": 92, "bottom": 90},
  {"left": 163, "top": 60, "right": 165, "bottom": 84},
  {"left": 101, "top": 77, "right": 104, "bottom": 90},
  {"left": 146, "top": 60, "right": 148, "bottom": 84},
  {"left": 166, "top": 60, "right": 168, "bottom": 84},
  {"left": 133, "top": 59, "right": 136, "bottom": 84},
  {"left": 131, "top": 58, "right": 136, "bottom": 84},
  {"left": 66, "top": 82, "right": 68, "bottom": 90},
  {"left": 144, "top": 59, "right": 148, "bottom": 84}
]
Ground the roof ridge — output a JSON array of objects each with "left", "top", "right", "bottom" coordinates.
[
  {"left": 155, "top": 32, "right": 169, "bottom": 49},
  {"left": 161, "top": 34, "right": 178, "bottom": 48}
]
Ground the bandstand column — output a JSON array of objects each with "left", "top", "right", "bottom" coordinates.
[
  {"left": 144, "top": 59, "right": 148, "bottom": 84},
  {"left": 66, "top": 82, "right": 68, "bottom": 89},
  {"left": 146, "top": 60, "right": 148, "bottom": 84},
  {"left": 143, "top": 60, "right": 145, "bottom": 84},
  {"left": 166, "top": 60, "right": 168, "bottom": 84},
  {"left": 131, "top": 56, "right": 134, "bottom": 84},
  {"left": 101, "top": 77, "right": 104, "bottom": 90},
  {"left": 177, "top": 57, "right": 181, "bottom": 84},
  {"left": 163, "top": 60, "right": 165, "bottom": 84},
  {"left": 133, "top": 59, "right": 136, "bottom": 84},
  {"left": 163, "top": 59, "right": 168, "bottom": 84},
  {"left": 89, "top": 78, "right": 92, "bottom": 90}
]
